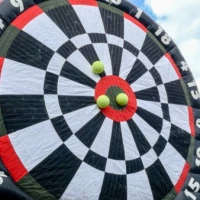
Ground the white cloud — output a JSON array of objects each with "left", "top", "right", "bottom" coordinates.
[{"left": 144, "top": 0, "right": 200, "bottom": 90}]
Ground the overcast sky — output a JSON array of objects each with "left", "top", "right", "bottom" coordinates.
[{"left": 131, "top": 0, "right": 200, "bottom": 89}]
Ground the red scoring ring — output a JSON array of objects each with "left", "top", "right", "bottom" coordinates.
[{"left": 95, "top": 75, "right": 137, "bottom": 122}]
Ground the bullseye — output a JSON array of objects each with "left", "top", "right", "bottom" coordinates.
[{"left": 95, "top": 75, "right": 137, "bottom": 122}]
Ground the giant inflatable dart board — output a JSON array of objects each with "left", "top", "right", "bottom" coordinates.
[{"left": 0, "top": 0, "right": 200, "bottom": 199}]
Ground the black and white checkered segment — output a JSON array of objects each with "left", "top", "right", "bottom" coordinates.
[{"left": 0, "top": 0, "right": 200, "bottom": 200}]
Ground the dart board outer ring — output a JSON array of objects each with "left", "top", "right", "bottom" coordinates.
[{"left": 0, "top": 0, "right": 200, "bottom": 200}]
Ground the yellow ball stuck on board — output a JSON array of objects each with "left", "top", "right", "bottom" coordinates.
[
  {"left": 97, "top": 95, "right": 110, "bottom": 108},
  {"left": 116, "top": 93, "right": 128, "bottom": 106},
  {"left": 92, "top": 61, "right": 104, "bottom": 74}
]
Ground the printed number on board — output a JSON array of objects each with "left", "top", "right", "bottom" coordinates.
[
  {"left": 187, "top": 80, "right": 200, "bottom": 100},
  {"left": 181, "top": 61, "right": 189, "bottom": 71},
  {"left": 155, "top": 26, "right": 172, "bottom": 45},
  {"left": 0, "top": 172, "right": 7, "bottom": 185},
  {"left": 196, "top": 119, "right": 200, "bottom": 129},
  {"left": 0, "top": 19, "right": 5, "bottom": 30},
  {"left": 135, "top": 8, "right": 142, "bottom": 19},
  {"left": 10, "top": 0, "right": 24, "bottom": 12},
  {"left": 184, "top": 177, "right": 200, "bottom": 200},
  {"left": 185, "top": 189, "right": 197, "bottom": 200},
  {"left": 110, "top": 0, "right": 121, "bottom": 5},
  {"left": 195, "top": 147, "right": 200, "bottom": 167}
]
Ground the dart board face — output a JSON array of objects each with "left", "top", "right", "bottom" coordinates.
[{"left": 0, "top": 0, "right": 200, "bottom": 200}]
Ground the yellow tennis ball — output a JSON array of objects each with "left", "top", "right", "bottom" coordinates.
[
  {"left": 116, "top": 93, "right": 128, "bottom": 106},
  {"left": 92, "top": 61, "right": 104, "bottom": 74},
  {"left": 97, "top": 95, "right": 110, "bottom": 108}
]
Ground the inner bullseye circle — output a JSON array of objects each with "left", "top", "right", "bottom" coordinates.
[
  {"left": 106, "top": 86, "right": 127, "bottom": 109},
  {"left": 95, "top": 75, "right": 137, "bottom": 122}
]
